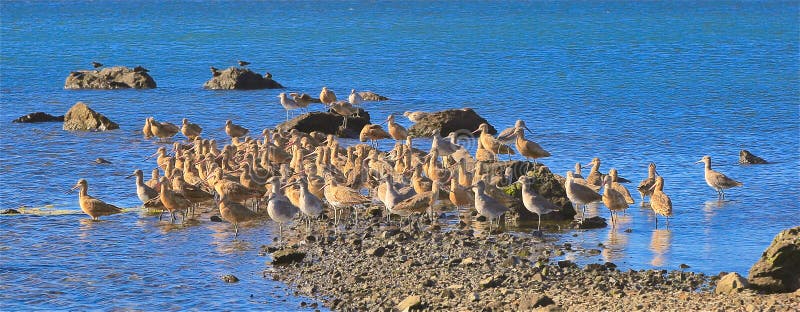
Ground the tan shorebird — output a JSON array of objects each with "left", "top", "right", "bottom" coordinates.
[
  {"left": 637, "top": 162, "right": 658, "bottom": 204},
  {"left": 608, "top": 168, "right": 635, "bottom": 205},
  {"left": 696, "top": 155, "right": 742, "bottom": 199},
  {"left": 348, "top": 89, "right": 364, "bottom": 117},
  {"left": 564, "top": 171, "right": 601, "bottom": 221},
  {"left": 68, "top": 179, "right": 123, "bottom": 220},
  {"left": 225, "top": 119, "right": 249, "bottom": 138},
  {"left": 217, "top": 195, "right": 257, "bottom": 238},
  {"left": 517, "top": 175, "right": 559, "bottom": 231},
  {"left": 146, "top": 168, "right": 161, "bottom": 189},
  {"left": 319, "top": 86, "right": 337, "bottom": 106},
  {"left": 159, "top": 177, "right": 191, "bottom": 223},
  {"left": 649, "top": 176, "right": 673, "bottom": 228},
  {"left": 181, "top": 118, "right": 202, "bottom": 140},
  {"left": 496, "top": 119, "right": 534, "bottom": 144},
  {"left": 330, "top": 101, "right": 358, "bottom": 128},
  {"left": 386, "top": 114, "right": 408, "bottom": 141},
  {"left": 403, "top": 111, "right": 430, "bottom": 123},
  {"left": 143, "top": 118, "right": 153, "bottom": 139},
  {"left": 473, "top": 123, "right": 515, "bottom": 160},
  {"left": 472, "top": 180, "right": 510, "bottom": 232},
  {"left": 323, "top": 173, "right": 371, "bottom": 226},
  {"left": 572, "top": 163, "right": 585, "bottom": 179},
  {"left": 359, "top": 124, "right": 391, "bottom": 148},
  {"left": 601, "top": 175, "right": 628, "bottom": 227},
  {"left": 514, "top": 127, "right": 550, "bottom": 170},
  {"left": 148, "top": 117, "right": 179, "bottom": 142},
  {"left": 290, "top": 93, "right": 313, "bottom": 113},
  {"left": 449, "top": 173, "right": 472, "bottom": 211},
  {"left": 266, "top": 176, "right": 299, "bottom": 242},
  {"left": 585, "top": 157, "right": 604, "bottom": 188}
]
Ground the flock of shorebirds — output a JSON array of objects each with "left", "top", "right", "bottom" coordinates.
[{"left": 67, "top": 87, "right": 744, "bottom": 239}]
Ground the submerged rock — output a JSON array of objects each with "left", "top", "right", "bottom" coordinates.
[
  {"left": 64, "top": 66, "right": 156, "bottom": 89},
  {"left": 271, "top": 248, "right": 306, "bottom": 265},
  {"left": 747, "top": 226, "right": 800, "bottom": 293},
  {"left": 12, "top": 112, "right": 64, "bottom": 123},
  {"left": 715, "top": 272, "right": 748, "bottom": 294},
  {"left": 62, "top": 102, "right": 119, "bottom": 131},
  {"left": 274, "top": 110, "right": 370, "bottom": 139},
  {"left": 358, "top": 91, "right": 389, "bottom": 101},
  {"left": 203, "top": 67, "right": 283, "bottom": 90},
  {"left": 221, "top": 274, "right": 239, "bottom": 283},
  {"left": 407, "top": 108, "right": 496, "bottom": 137},
  {"left": 739, "top": 150, "right": 768, "bottom": 165}
]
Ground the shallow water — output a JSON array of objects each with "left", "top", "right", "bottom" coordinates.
[{"left": 1, "top": 0, "right": 798, "bottom": 309}]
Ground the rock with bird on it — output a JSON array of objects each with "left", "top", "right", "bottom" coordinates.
[
  {"left": 64, "top": 66, "right": 156, "bottom": 89},
  {"left": 275, "top": 109, "right": 370, "bottom": 139},
  {"left": 203, "top": 67, "right": 283, "bottom": 90},
  {"left": 62, "top": 102, "right": 119, "bottom": 131}
]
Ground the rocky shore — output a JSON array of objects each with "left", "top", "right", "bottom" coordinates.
[{"left": 263, "top": 213, "right": 798, "bottom": 311}]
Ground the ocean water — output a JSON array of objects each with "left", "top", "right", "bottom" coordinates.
[{"left": 1, "top": 0, "right": 798, "bottom": 310}]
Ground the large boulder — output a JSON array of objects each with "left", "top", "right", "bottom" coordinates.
[
  {"left": 203, "top": 67, "right": 283, "bottom": 90},
  {"left": 275, "top": 109, "right": 370, "bottom": 139},
  {"left": 748, "top": 226, "right": 800, "bottom": 293},
  {"left": 62, "top": 102, "right": 119, "bottom": 131},
  {"left": 12, "top": 112, "right": 64, "bottom": 123},
  {"left": 407, "top": 108, "right": 496, "bottom": 137},
  {"left": 64, "top": 66, "right": 156, "bottom": 89},
  {"left": 489, "top": 162, "right": 576, "bottom": 222},
  {"left": 739, "top": 150, "right": 768, "bottom": 165},
  {"left": 715, "top": 272, "right": 749, "bottom": 294}
]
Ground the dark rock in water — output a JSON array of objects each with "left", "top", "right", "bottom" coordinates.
[
  {"left": 221, "top": 274, "right": 239, "bottom": 283},
  {"left": 62, "top": 102, "right": 119, "bottom": 131},
  {"left": 12, "top": 112, "right": 64, "bottom": 123},
  {"left": 65, "top": 66, "right": 156, "bottom": 89},
  {"left": 680, "top": 263, "right": 691, "bottom": 269},
  {"left": 203, "top": 67, "right": 283, "bottom": 90},
  {"left": 715, "top": 272, "right": 748, "bottom": 294},
  {"left": 518, "top": 293, "right": 556, "bottom": 310},
  {"left": 487, "top": 162, "right": 576, "bottom": 221},
  {"left": 408, "top": 108, "right": 496, "bottom": 137},
  {"left": 573, "top": 216, "right": 607, "bottom": 229},
  {"left": 739, "top": 150, "right": 768, "bottom": 165},
  {"left": 275, "top": 110, "right": 370, "bottom": 139},
  {"left": 747, "top": 226, "right": 800, "bottom": 293},
  {"left": 271, "top": 248, "right": 306, "bottom": 265},
  {"left": 210, "top": 215, "right": 223, "bottom": 222},
  {"left": 1, "top": 209, "right": 21, "bottom": 214},
  {"left": 358, "top": 91, "right": 389, "bottom": 101},
  {"left": 94, "top": 158, "right": 111, "bottom": 164}
]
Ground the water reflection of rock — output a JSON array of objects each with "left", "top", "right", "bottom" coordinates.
[{"left": 649, "top": 229, "right": 672, "bottom": 267}]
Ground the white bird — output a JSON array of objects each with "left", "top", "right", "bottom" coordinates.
[
  {"left": 348, "top": 89, "right": 364, "bottom": 117},
  {"left": 278, "top": 92, "right": 301, "bottom": 121}
]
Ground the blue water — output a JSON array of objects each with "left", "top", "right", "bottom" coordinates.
[{"left": 1, "top": 0, "right": 798, "bottom": 310}]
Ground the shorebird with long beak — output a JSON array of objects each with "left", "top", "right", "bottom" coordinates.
[
  {"left": 472, "top": 123, "right": 515, "bottom": 160},
  {"left": 637, "top": 162, "right": 659, "bottom": 204},
  {"left": 403, "top": 111, "right": 430, "bottom": 123},
  {"left": 329, "top": 101, "right": 358, "bottom": 128},
  {"left": 126, "top": 169, "right": 161, "bottom": 209},
  {"left": 496, "top": 119, "right": 535, "bottom": 144},
  {"left": 148, "top": 117, "right": 179, "bottom": 142},
  {"left": 649, "top": 176, "right": 673, "bottom": 228},
  {"left": 565, "top": 170, "right": 601, "bottom": 222},
  {"left": 290, "top": 93, "right": 313, "bottom": 113},
  {"left": 513, "top": 127, "right": 550, "bottom": 170},
  {"left": 319, "top": 87, "right": 336, "bottom": 106},
  {"left": 278, "top": 92, "right": 301, "bottom": 121},
  {"left": 68, "top": 179, "right": 123, "bottom": 220},
  {"left": 601, "top": 175, "right": 629, "bottom": 227},
  {"left": 217, "top": 195, "right": 257, "bottom": 238},
  {"left": 180, "top": 118, "right": 202, "bottom": 140},
  {"left": 696, "top": 155, "right": 742, "bottom": 199},
  {"left": 225, "top": 119, "right": 249, "bottom": 138},
  {"left": 296, "top": 176, "right": 324, "bottom": 231},
  {"left": 386, "top": 114, "right": 408, "bottom": 141}
]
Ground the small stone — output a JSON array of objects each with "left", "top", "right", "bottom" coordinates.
[
  {"left": 461, "top": 257, "right": 475, "bottom": 266},
  {"left": 381, "top": 229, "right": 400, "bottom": 239},
  {"left": 395, "top": 295, "right": 421, "bottom": 311},
  {"left": 209, "top": 215, "right": 223, "bottom": 222},
  {"left": 1, "top": 209, "right": 21, "bottom": 215},
  {"left": 271, "top": 248, "right": 306, "bottom": 265},
  {"left": 221, "top": 274, "right": 239, "bottom": 283},
  {"left": 680, "top": 263, "right": 691, "bottom": 269},
  {"left": 518, "top": 293, "right": 555, "bottom": 310},
  {"left": 479, "top": 275, "right": 505, "bottom": 288},
  {"left": 557, "top": 260, "right": 575, "bottom": 268},
  {"left": 715, "top": 272, "right": 749, "bottom": 294},
  {"left": 421, "top": 279, "right": 435, "bottom": 287},
  {"left": 470, "top": 292, "right": 480, "bottom": 302},
  {"left": 366, "top": 246, "right": 386, "bottom": 257},
  {"left": 624, "top": 228, "right": 633, "bottom": 233},
  {"left": 575, "top": 216, "right": 607, "bottom": 229},
  {"left": 476, "top": 215, "right": 487, "bottom": 222}
]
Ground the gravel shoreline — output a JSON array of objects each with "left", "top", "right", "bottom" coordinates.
[{"left": 263, "top": 212, "right": 799, "bottom": 311}]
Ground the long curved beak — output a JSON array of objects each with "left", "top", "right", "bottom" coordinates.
[
  {"left": 694, "top": 160, "right": 702, "bottom": 164},
  {"left": 144, "top": 151, "right": 159, "bottom": 160},
  {"left": 581, "top": 163, "right": 593, "bottom": 169},
  {"left": 66, "top": 184, "right": 79, "bottom": 194},
  {"left": 524, "top": 125, "right": 534, "bottom": 135},
  {"left": 125, "top": 173, "right": 136, "bottom": 179}
]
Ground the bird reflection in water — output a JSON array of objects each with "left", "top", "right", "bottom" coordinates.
[
  {"left": 602, "top": 217, "right": 632, "bottom": 263},
  {"left": 649, "top": 229, "right": 672, "bottom": 267},
  {"left": 703, "top": 200, "right": 729, "bottom": 222}
]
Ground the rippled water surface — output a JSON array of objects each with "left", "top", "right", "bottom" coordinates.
[{"left": 1, "top": 0, "right": 798, "bottom": 310}]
